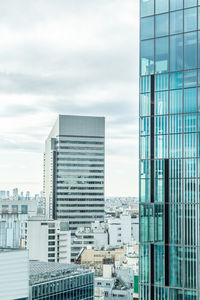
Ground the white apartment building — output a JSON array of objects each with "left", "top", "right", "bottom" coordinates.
[
  {"left": 0, "top": 248, "right": 29, "bottom": 300},
  {"left": 44, "top": 115, "right": 105, "bottom": 235},
  {"left": 72, "top": 221, "right": 108, "bottom": 260},
  {"left": 0, "top": 199, "right": 37, "bottom": 248},
  {"left": 25, "top": 218, "right": 71, "bottom": 263},
  {"left": 108, "top": 214, "right": 139, "bottom": 247}
]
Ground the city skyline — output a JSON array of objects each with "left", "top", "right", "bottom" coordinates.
[{"left": 0, "top": 0, "right": 139, "bottom": 197}]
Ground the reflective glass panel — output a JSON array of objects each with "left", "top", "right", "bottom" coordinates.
[
  {"left": 140, "top": 16, "right": 154, "bottom": 40},
  {"left": 184, "top": 113, "right": 197, "bottom": 132},
  {"left": 140, "top": 244, "right": 150, "bottom": 283},
  {"left": 170, "top": 34, "right": 183, "bottom": 71},
  {"left": 155, "top": 91, "right": 168, "bottom": 115},
  {"left": 184, "top": 0, "right": 197, "bottom": 8},
  {"left": 140, "top": 117, "right": 150, "bottom": 135},
  {"left": 184, "top": 70, "right": 197, "bottom": 88},
  {"left": 170, "top": 115, "right": 183, "bottom": 133},
  {"left": 170, "top": 89, "right": 183, "bottom": 113},
  {"left": 170, "top": 10, "right": 183, "bottom": 34},
  {"left": 155, "top": 135, "right": 168, "bottom": 158},
  {"left": 141, "top": 0, "right": 154, "bottom": 17},
  {"left": 184, "top": 32, "right": 197, "bottom": 70},
  {"left": 169, "top": 246, "right": 183, "bottom": 287},
  {"left": 170, "top": 134, "right": 182, "bottom": 158},
  {"left": 155, "top": 37, "right": 168, "bottom": 73},
  {"left": 155, "top": 0, "right": 169, "bottom": 13},
  {"left": 154, "top": 245, "right": 164, "bottom": 284},
  {"left": 169, "top": 203, "right": 182, "bottom": 244},
  {"left": 170, "top": 72, "right": 183, "bottom": 89},
  {"left": 184, "top": 133, "right": 196, "bottom": 157},
  {"left": 184, "top": 88, "right": 197, "bottom": 112},
  {"left": 184, "top": 8, "right": 197, "bottom": 32},
  {"left": 141, "top": 39, "right": 154, "bottom": 75},
  {"left": 140, "top": 179, "right": 151, "bottom": 202},
  {"left": 155, "top": 13, "right": 168, "bottom": 37},
  {"left": 155, "top": 73, "right": 168, "bottom": 91},
  {"left": 140, "top": 76, "right": 151, "bottom": 93},
  {"left": 140, "top": 160, "right": 150, "bottom": 178},
  {"left": 140, "top": 93, "right": 150, "bottom": 116},
  {"left": 170, "top": 289, "right": 183, "bottom": 300},
  {"left": 155, "top": 116, "right": 168, "bottom": 134},
  {"left": 170, "top": 0, "right": 183, "bottom": 10}
]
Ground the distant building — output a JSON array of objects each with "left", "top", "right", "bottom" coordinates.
[
  {"left": 12, "top": 188, "right": 18, "bottom": 199},
  {"left": 43, "top": 115, "right": 105, "bottom": 237},
  {"left": 72, "top": 221, "right": 108, "bottom": 260},
  {"left": 95, "top": 261, "right": 138, "bottom": 300},
  {"left": 25, "top": 218, "right": 71, "bottom": 263},
  {"left": 0, "top": 248, "right": 29, "bottom": 300},
  {"left": 108, "top": 214, "right": 139, "bottom": 246},
  {"left": 29, "top": 261, "right": 94, "bottom": 300},
  {"left": 0, "top": 199, "right": 37, "bottom": 248},
  {"left": 78, "top": 246, "right": 126, "bottom": 276}
]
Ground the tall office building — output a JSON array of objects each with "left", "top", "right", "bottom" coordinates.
[
  {"left": 44, "top": 115, "right": 105, "bottom": 235},
  {"left": 140, "top": 0, "right": 200, "bottom": 299}
]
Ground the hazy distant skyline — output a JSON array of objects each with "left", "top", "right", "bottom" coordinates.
[{"left": 0, "top": 0, "right": 139, "bottom": 196}]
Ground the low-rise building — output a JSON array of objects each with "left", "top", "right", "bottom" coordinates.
[
  {"left": 25, "top": 217, "right": 71, "bottom": 263},
  {"left": 78, "top": 246, "right": 126, "bottom": 276},
  {"left": 0, "top": 199, "right": 37, "bottom": 248},
  {"left": 72, "top": 221, "right": 108, "bottom": 260},
  {"left": 29, "top": 261, "right": 94, "bottom": 300},
  {"left": 0, "top": 248, "right": 29, "bottom": 300},
  {"left": 108, "top": 214, "right": 139, "bottom": 246},
  {"left": 95, "top": 262, "right": 138, "bottom": 300}
]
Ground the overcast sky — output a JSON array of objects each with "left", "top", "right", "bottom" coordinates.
[{"left": 0, "top": 0, "right": 139, "bottom": 197}]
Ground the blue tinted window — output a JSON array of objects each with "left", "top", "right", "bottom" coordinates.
[
  {"left": 184, "top": 32, "right": 197, "bottom": 69},
  {"left": 184, "top": 8, "right": 197, "bottom": 32},
  {"left": 184, "top": 88, "right": 197, "bottom": 112},
  {"left": 170, "top": 90, "right": 183, "bottom": 113},
  {"left": 198, "top": 31, "right": 200, "bottom": 67},
  {"left": 170, "top": 0, "right": 183, "bottom": 10},
  {"left": 198, "top": 70, "right": 200, "bottom": 86},
  {"left": 140, "top": 117, "right": 150, "bottom": 135},
  {"left": 184, "top": 133, "right": 196, "bottom": 157},
  {"left": 155, "top": 91, "right": 168, "bottom": 115},
  {"left": 140, "top": 93, "right": 151, "bottom": 116},
  {"left": 141, "top": 0, "right": 154, "bottom": 17},
  {"left": 140, "top": 160, "right": 150, "bottom": 178},
  {"left": 140, "top": 136, "right": 150, "bottom": 158},
  {"left": 199, "top": 7, "right": 200, "bottom": 29},
  {"left": 170, "top": 134, "right": 182, "bottom": 158},
  {"left": 170, "top": 11, "right": 183, "bottom": 34},
  {"left": 155, "top": 0, "right": 169, "bottom": 13},
  {"left": 170, "top": 35, "right": 183, "bottom": 71},
  {"left": 184, "top": 70, "right": 197, "bottom": 88},
  {"left": 170, "top": 72, "right": 183, "bottom": 89},
  {"left": 198, "top": 88, "right": 200, "bottom": 111},
  {"left": 141, "top": 39, "right": 154, "bottom": 75},
  {"left": 155, "top": 13, "right": 168, "bottom": 37},
  {"left": 141, "top": 16, "right": 154, "bottom": 40},
  {"left": 170, "top": 115, "right": 183, "bottom": 133},
  {"left": 155, "top": 37, "right": 168, "bottom": 73},
  {"left": 184, "top": 114, "right": 197, "bottom": 132},
  {"left": 184, "top": 0, "right": 197, "bottom": 8},
  {"left": 155, "top": 135, "right": 168, "bottom": 158},
  {"left": 140, "top": 179, "right": 151, "bottom": 202},
  {"left": 140, "top": 76, "right": 151, "bottom": 93},
  {"left": 155, "top": 73, "right": 168, "bottom": 91},
  {"left": 155, "top": 116, "right": 168, "bottom": 134}
]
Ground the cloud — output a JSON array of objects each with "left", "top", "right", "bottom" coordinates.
[{"left": 0, "top": 0, "right": 139, "bottom": 196}]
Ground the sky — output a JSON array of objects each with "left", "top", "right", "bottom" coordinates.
[{"left": 0, "top": 0, "right": 139, "bottom": 197}]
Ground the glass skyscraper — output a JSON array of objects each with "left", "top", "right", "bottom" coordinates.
[{"left": 139, "top": 0, "right": 200, "bottom": 299}]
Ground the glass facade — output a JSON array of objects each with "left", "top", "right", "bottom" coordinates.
[
  {"left": 140, "top": 0, "right": 200, "bottom": 299},
  {"left": 30, "top": 272, "right": 94, "bottom": 300}
]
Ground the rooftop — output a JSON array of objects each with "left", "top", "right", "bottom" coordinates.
[{"left": 29, "top": 261, "right": 92, "bottom": 285}]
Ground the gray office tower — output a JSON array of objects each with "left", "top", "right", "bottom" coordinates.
[
  {"left": 140, "top": 0, "right": 200, "bottom": 299},
  {"left": 44, "top": 115, "right": 105, "bottom": 236}
]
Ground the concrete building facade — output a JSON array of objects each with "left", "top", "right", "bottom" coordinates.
[
  {"left": 44, "top": 115, "right": 105, "bottom": 236},
  {"left": 25, "top": 218, "right": 71, "bottom": 263}
]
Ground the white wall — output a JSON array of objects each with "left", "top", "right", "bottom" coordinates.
[{"left": 0, "top": 249, "right": 29, "bottom": 300}]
